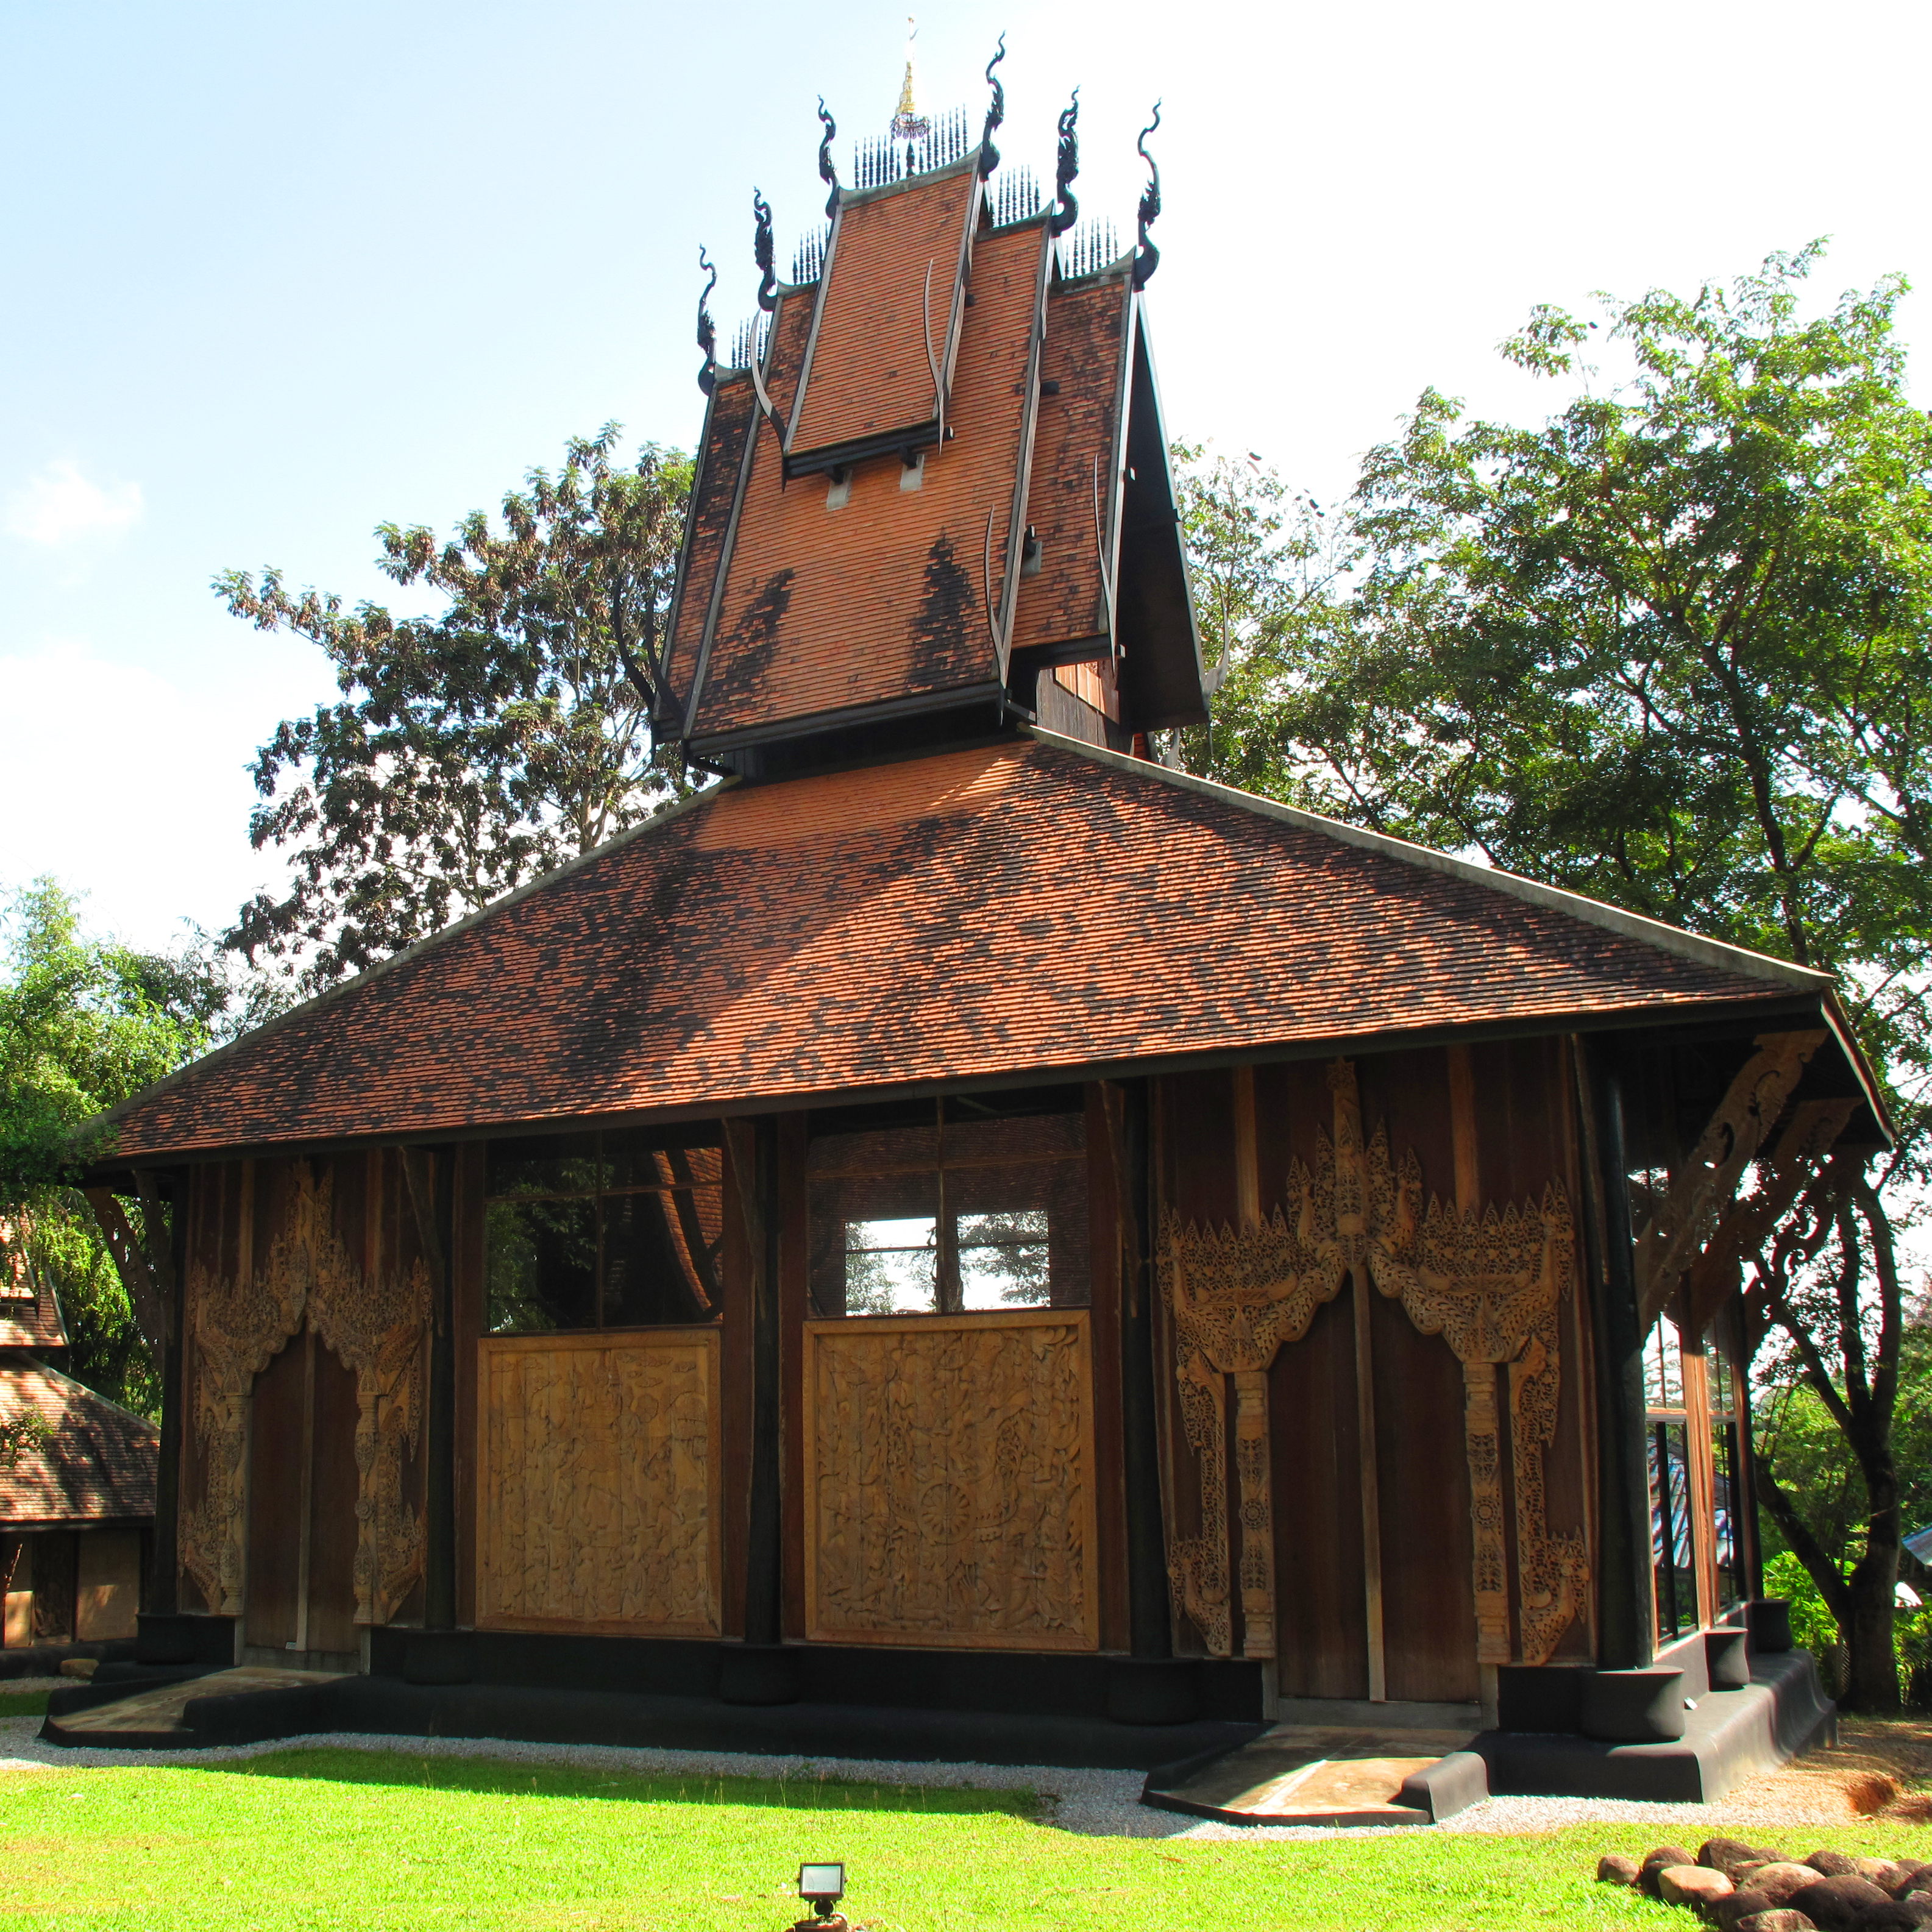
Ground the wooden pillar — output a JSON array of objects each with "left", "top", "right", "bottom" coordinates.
[
  {"left": 143, "top": 1168, "right": 188, "bottom": 1618},
  {"left": 405, "top": 1147, "right": 459, "bottom": 1632},
  {"left": 744, "top": 1117, "right": 784, "bottom": 1647},
  {"left": 1573, "top": 1037, "right": 1655, "bottom": 1669},
  {"left": 1115, "top": 1080, "right": 1173, "bottom": 1659}
]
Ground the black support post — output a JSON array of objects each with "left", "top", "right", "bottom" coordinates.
[
  {"left": 424, "top": 1146, "right": 458, "bottom": 1630},
  {"left": 1579, "top": 1038, "right": 1655, "bottom": 1669},
  {"left": 744, "top": 1116, "right": 784, "bottom": 1649},
  {"left": 1118, "top": 1080, "right": 1171, "bottom": 1660},
  {"left": 148, "top": 1170, "right": 188, "bottom": 1616}
]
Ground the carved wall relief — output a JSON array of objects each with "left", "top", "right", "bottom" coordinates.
[
  {"left": 1157, "top": 1059, "right": 1590, "bottom": 1668},
  {"left": 475, "top": 1331, "right": 720, "bottom": 1635},
  {"left": 179, "top": 1162, "right": 431, "bottom": 1625},
  {"left": 803, "top": 1311, "right": 1098, "bottom": 1650}
]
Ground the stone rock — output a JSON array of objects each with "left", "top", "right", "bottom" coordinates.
[
  {"left": 1891, "top": 1870, "right": 1932, "bottom": 1901},
  {"left": 1734, "top": 1914, "right": 1819, "bottom": 1932},
  {"left": 1788, "top": 1876, "right": 1893, "bottom": 1931},
  {"left": 1855, "top": 1902, "right": 1932, "bottom": 1931},
  {"left": 1717, "top": 1894, "right": 1778, "bottom": 1932},
  {"left": 1661, "top": 1866, "right": 1738, "bottom": 1910},
  {"left": 1597, "top": 1855, "right": 1641, "bottom": 1886},
  {"left": 1643, "top": 1848, "right": 1701, "bottom": 1897},
  {"left": 1707, "top": 1840, "right": 1774, "bottom": 1878},
  {"left": 1745, "top": 1867, "right": 1839, "bottom": 1907},
  {"left": 1858, "top": 1863, "right": 1906, "bottom": 1887},
  {"left": 1810, "top": 1855, "right": 1863, "bottom": 1879}
]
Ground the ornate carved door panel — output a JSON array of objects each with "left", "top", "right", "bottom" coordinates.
[
  {"left": 244, "top": 1326, "right": 359, "bottom": 1659},
  {"left": 801, "top": 1310, "right": 1099, "bottom": 1650},
  {"left": 475, "top": 1329, "right": 721, "bottom": 1636}
]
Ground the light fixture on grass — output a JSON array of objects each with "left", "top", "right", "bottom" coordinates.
[{"left": 793, "top": 1861, "right": 847, "bottom": 1931}]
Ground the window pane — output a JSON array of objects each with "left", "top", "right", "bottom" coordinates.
[
  {"left": 809, "top": 1167, "right": 940, "bottom": 1316},
  {"left": 486, "top": 1133, "right": 605, "bottom": 1199},
  {"left": 1649, "top": 1419, "right": 1697, "bottom": 1638},
  {"left": 957, "top": 1209, "right": 1050, "bottom": 1310},
  {"left": 602, "top": 1189, "right": 722, "bottom": 1327},
  {"left": 486, "top": 1197, "right": 597, "bottom": 1333},
  {"left": 605, "top": 1131, "right": 723, "bottom": 1195},
  {"left": 842, "top": 1216, "right": 939, "bottom": 1315},
  {"left": 1712, "top": 1420, "right": 1743, "bottom": 1612},
  {"left": 1644, "top": 1319, "right": 1683, "bottom": 1407},
  {"left": 946, "top": 1156, "right": 1089, "bottom": 1309}
]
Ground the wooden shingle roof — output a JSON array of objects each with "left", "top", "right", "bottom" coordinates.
[
  {"left": 92, "top": 735, "right": 1831, "bottom": 1162},
  {"left": 1, "top": 1360, "right": 157, "bottom": 1529}
]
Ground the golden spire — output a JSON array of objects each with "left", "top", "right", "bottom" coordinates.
[{"left": 891, "top": 16, "right": 930, "bottom": 140}]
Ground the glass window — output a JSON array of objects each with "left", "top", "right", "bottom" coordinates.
[
  {"left": 1711, "top": 1419, "right": 1744, "bottom": 1613},
  {"left": 808, "top": 1095, "right": 1089, "bottom": 1317},
  {"left": 485, "top": 1127, "right": 723, "bottom": 1334},
  {"left": 1649, "top": 1419, "right": 1696, "bottom": 1639},
  {"left": 1644, "top": 1319, "right": 1684, "bottom": 1407}
]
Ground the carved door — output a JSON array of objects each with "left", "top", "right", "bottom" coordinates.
[{"left": 243, "top": 1326, "right": 360, "bottom": 1661}]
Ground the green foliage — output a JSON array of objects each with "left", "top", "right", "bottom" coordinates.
[
  {"left": 1762, "top": 1550, "right": 1845, "bottom": 1655},
  {"left": 216, "top": 426, "right": 694, "bottom": 990},
  {"left": 0, "top": 880, "right": 226, "bottom": 1413},
  {"left": 0, "top": 1413, "right": 49, "bottom": 1468}
]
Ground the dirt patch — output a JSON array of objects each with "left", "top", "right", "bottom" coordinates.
[{"left": 1705, "top": 1719, "right": 1932, "bottom": 1828}]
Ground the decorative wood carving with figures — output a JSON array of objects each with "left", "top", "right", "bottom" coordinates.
[
  {"left": 180, "top": 1163, "right": 431, "bottom": 1625},
  {"left": 475, "top": 1330, "right": 720, "bottom": 1636},
  {"left": 1159, "top": 1059, "right": 1590, "bottom": 1668},
  {"left": 803, "top": 1311, "right": 1098, "bottom": 1650}
]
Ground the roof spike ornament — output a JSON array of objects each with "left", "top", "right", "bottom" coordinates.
[
  {"left": 751, "top": 188, "right": 778, "bottom": 314},
  {"left": 695, "top": 246, "right": 718, "bottom": 395},
  {"left": 978, "top": 34, "right": 1006, "bottom": 179},
  {"left": 1049, "top": 88, "right": 1080, "bottom": 237},
  {"left": 1132, "top": 101, "right": 1162, "bottom": 291},
  {"left": 817, "top": 96, "right": 839, "bottom": 221},
  {"left": 891, "top": 16, "right": 930, "bottom": 141}
]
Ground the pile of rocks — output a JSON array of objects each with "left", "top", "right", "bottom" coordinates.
[{"left": 1596, "top": 1839, "right": 1932, "bottom": 1931}]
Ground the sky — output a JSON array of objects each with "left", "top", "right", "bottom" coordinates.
[{"left": 2, "top": 0, "right": 1929, "bottom": 953}]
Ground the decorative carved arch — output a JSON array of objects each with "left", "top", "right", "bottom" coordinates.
[
  {"left": 180, "top": 1163, "right": 432, "bottom": 1627},
  {"left": 1157, "top": 1058, "right": 1589, "bottom": 1667}
]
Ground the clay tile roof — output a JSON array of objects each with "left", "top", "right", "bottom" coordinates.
[
  {"left": 787, "top": 164, "right": 979, "bottom": 458},
  {"left": 687, "top": 221, "right": 1048, "bottom": 744},
  {"left": 1010, "top": 271, "right": 1132, "bottom": 655},
  {"left": 0, "top": 1227, "right": 66, "bottom": 1349},
  {"left": 95, "top": 735, "right": 1827, "bottom": 1162},
  {"left": 661, "top": 373, "right": 757, "bottom": 719},
  {"left": 1, "top": 1360, "right": 157, "bottom": 1528}
]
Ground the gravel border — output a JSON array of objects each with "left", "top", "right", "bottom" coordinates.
[{"left": 0, "top": 1715, "right": 1866, "bottom": 1840}]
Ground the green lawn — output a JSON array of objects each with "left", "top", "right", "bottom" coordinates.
[
  {"left": 0, "top": 1688, "right": 51, "bottom": 1717},
  {"left": 3, "top": 1746, "right": 1931, "bottom": 1931}
]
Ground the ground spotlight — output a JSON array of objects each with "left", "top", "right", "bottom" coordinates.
[{"left": 792, "top": 1861, "right": 847, "bottom": 1930}]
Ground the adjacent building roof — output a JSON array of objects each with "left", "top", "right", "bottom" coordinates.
[
  {"left": 1, "top": 1359, "right": 157, "bottom": 1529},
  {"left": 93, "top": 733, "right": 1832, "bottom": 1162},
  {"left": 0, "top": 1229, "right": 66, "bottom": 1351}
]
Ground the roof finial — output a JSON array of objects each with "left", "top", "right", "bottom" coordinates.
[
  {"left": 978, "top": 34, "right": 1006, "bottom": 179},
  {"left": 892, "top": 16, "right": 929, "bottom": 141},
  {"left": 817, "top": 97, "right": 839, "bottom": 221},
  {"left": 695, "top": 246, "right": 718, "bottom": 395},
  {"left": 1132, "top": 102, "right": 1162, "bottom": 290},
  {"left": 752, "top": 188, "right": 777, "bottom": 313},
  {"left": 1049, "top": 88, "right": 1080, "bottom": 237}
]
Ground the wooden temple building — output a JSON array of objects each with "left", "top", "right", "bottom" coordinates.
[{"left": 67, "top": 65, "right": 1877, "bottom": 1797}]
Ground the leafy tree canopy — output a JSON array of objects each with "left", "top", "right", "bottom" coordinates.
[{"left": 216, "top": 426, "right": 692, "bottom": 990}]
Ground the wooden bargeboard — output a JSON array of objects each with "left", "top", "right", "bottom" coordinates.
[
  {"left": 476, "top": 1329, "right": 721, "bottom": 1636},
  {"left": 803, "top": 1310, "right": 1098, "bottom": 1650}
]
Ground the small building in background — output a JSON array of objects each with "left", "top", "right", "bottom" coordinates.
[{"left": 1, "top": 1229, "right": 157, "bottom": 1651}]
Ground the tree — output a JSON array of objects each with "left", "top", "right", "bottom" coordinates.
[
  {"left": 216, "top": 425, "right": 693, "bottom": 990},
  {"left": 0, "top": 881, "right": 227, "bottom": 1414},
  {"left": 1182, "top": 245, "right": 1932, "bottom": 1705}
]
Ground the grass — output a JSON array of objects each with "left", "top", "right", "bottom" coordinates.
[{"left": 3, "top": 1746, "right": 1932, "bottom": 1932}]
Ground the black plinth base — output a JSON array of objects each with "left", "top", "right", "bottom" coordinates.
[
  {"left": 717, "top": 1644, "right": 800, "bottom": 1706},
  {"left": 1104, "top": 1658, "right": 1199, "bottom": 1726}
]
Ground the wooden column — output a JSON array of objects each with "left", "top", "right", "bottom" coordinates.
[
  {"left": 1113, "top": 1080, "right": 1173, "bottom": 1659},
  {"left": 143, "top": 1168, "right": 188, "bottom": 1618},
  {"left": 1573, "top": 1037, "right": 1655, "bottom": 1669},
  {"left": 744, "top": 1117, "right": 784, "bottom": 1648},
  {"left": 404, "top": 1147, "right": 458, "bottom": 1631}
]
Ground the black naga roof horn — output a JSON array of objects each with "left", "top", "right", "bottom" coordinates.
[
  {"left": 817, "top": 98, "right": 839, "bottom": 221},
  {"left": 1132, "top": 102, "right": 1162, "bottom": 291},
  {"left": 979, "top": 35, "right": 1006, "bottom": 179},
  {"left": 1049, "top": 88, "right": 1080, "bottom": 237},
  {"left": 695, "top": 247, "right": 718, "bottom": 395}
]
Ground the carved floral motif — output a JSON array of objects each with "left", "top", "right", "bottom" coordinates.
[
  {"left": 180, "top": 1163, "right": 430, "bottom": 1625},
  {"left": 1158, "top": 1060, "right": 1591, "bottom": 1669}
]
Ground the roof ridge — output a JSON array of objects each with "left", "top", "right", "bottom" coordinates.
[
  {"left": 3, "top": 1356, "right": 160, "bottom": 1436},
  {"left": 85, "top": 780, "right": 738, "bottom": 1154},
  {"left": 1023, "top": 726, "right": 1829, "bottom": 993}
]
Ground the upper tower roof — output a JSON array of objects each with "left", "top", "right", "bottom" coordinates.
[{"left": 661, "top": 64, "right": 1207, "bottom": 778}]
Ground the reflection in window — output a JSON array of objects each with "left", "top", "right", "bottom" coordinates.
[
  {"left": 808, "top": 1098, "right": 1087, "bottom": 1316},
  {"left": 485, "top": 1129, "right": 723, "bottom": 1334},
  {"left": 1649, "top": 1419, "right": 1697, "bottom": 1639}
]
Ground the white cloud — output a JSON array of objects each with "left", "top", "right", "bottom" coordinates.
[{"left": 3, "top": 461, "right": 143, "bottom": 545}]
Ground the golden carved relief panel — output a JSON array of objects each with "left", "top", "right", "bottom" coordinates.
[
  {"left": 475, "top": 1329, "right": 720, "bottom": 1637},
  {"left": 803, "top": 1312, "right": 1098, "bottom": 1651}
]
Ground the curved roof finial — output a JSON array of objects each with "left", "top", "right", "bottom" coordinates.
[
  {"left": 978, "top": 34, "right": 1006, "bottom": 179},
  {"left": 695, "top": 246, "right": 718, "bottom": 394},
  {"left": 752, "top": 188, "right": 777, "bottom": 313},
  {"left": 817, "top": 97, "right": 839, "bottom": 221},
  {"left": 1132, "top": 102, "right": 1162, "bottom": 290},
  {"left": 1049, "top": 88, "right": 1080, "bottom": 237},
  {"left": 892, "top": 16, "right": 929, "bottom": 141}
]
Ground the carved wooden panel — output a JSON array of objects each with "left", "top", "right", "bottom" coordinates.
[
  {"left": 475, "top": 1330, "right": 720, "bottom": 1636},
  {"left": 803, "top": 1312, "right": 1098, "bottom": 1650}
]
